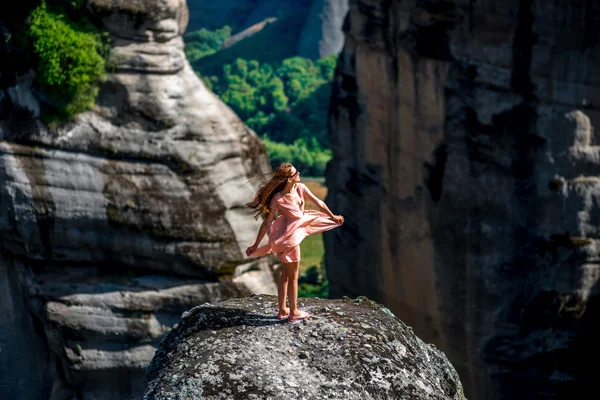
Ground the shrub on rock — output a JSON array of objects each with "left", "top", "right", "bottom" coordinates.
[{"left": 27, "top": 1, "right": 109, "bottom": 118}]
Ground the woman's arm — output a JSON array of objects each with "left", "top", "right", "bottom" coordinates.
[
  {"left": 246, "top": 212, "right": 276, "bottom": 256},
  {"left": 302, "top": 184, "right": 343, "bottom": 223}
]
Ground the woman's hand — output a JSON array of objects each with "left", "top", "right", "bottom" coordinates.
[
  {"left": 332, "top": 215, "right": 344, "bottom": 225},
  {"left": 246, "top": 244, "right": 258, "bottom": 257}
]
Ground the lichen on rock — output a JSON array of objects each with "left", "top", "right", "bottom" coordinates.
[{"left": 143, "top": 295, "right": 465, "bottom": 400}]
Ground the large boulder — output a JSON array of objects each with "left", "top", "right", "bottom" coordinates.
[
  {"left": 0, "top": 0, "right": 277, "bottom": 398},
  {"left": 143, "top": 295, "right": 465, "bottom": 400},
  {"left": 326, "top": 0, "right": 600, "bottom": 399}
]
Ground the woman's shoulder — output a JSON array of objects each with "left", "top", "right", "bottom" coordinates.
[
  {"left": 272, "top": 190, "right": 288, "bottom": 204},
  {"left": 269, "top": 192, "right": 282, "bottom": 205},
  {"left": 280, "top": 190, "right": 294, "bottom": 200},
  {"left": 288, "top": 183, "right": 305, "bottom": 196}
]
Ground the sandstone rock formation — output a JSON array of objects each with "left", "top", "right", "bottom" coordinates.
[
  {"left": 0, "top": 1, "right": 277, "bottom": 398},
  {"left": 326, "top": 0, "right": 600, "bottom": 399},
  {"left": 143, "top": 294, "right": 465, "bottom": 400}
]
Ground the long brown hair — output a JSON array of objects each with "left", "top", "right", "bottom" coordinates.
[{"left": 246, "top": 162, "right": 296, "bottom": 220}]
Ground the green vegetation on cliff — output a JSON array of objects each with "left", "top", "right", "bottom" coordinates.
[
  {"left": 27, "top": 1, "right": 109, "bottom": 118},
  {"left": 261, "top": 136, "right": 331, "bottom": 178},
  {"left": 184, "top": 25, "right": 232, "bottom": 63},
  {"left": 0, "top": 1, "right": 109, "bottom": 120}
]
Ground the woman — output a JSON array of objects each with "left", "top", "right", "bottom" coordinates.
[{"left": 245, "top": 162, "right": 344, "bottom": 322}]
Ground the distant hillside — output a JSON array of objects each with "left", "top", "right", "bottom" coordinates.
[
  {"left": 186, "top": 0, "right": 310, "bottom": 32},
  {"left": 190, "top": 13, "right": 309, "bottom": 78},
  {"left": 185, "top": 0, "right": 347, "bottom": 60}
]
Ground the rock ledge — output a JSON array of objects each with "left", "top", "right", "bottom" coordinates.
[{"left": 143, "top": 295, "right": 465, "bottom": 400}]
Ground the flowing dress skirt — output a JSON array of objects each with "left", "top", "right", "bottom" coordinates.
[{"left": 249, "top": 209, "right": 340, "bottom": 262}]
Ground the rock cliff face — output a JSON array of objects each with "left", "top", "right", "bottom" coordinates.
[
  {"left": 0, "top": 1, "right": 277, "bottom": 398},
  {"left": 298, "top": 0, "right": 350, "bottom": 59},
  {"left": 326, "top": 0, "right": 600, "bottom": 399},
  {"left": 186, "top": 0, "right": 348, "bottom": 59},
  {"left": 143, "top": 295, "right": 465, "bottom": 400}
]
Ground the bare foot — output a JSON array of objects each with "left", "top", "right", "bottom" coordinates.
[
  {"left": 287, "top": 310, "right": 310, "bottom": 322},
  {"left": 277, "top": 308, "right": 289, "bottom": 319}
]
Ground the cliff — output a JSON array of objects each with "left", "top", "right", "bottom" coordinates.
[
  {"left": 0, "top": 1, "right": 277, "bottom": 398},
  {"left": 143, "top": 295, "right": 465, "bottom": 400},
  {"left": 326, "top": 0, "right": 600, "bottom": 399}
]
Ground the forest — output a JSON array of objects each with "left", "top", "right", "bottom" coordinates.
[{"left": 185, "top": 25, "right": 337, "bottom": 177}]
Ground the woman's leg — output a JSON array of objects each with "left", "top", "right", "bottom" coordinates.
[
  {"left": 286, "top": 261, "right": 309, "bottom": 320},
  {"left": 277, "top": 266, "right": 289, "bottom": 317}
]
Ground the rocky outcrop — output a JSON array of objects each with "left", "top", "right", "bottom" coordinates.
[
  {"left": 186, "top": 0, "right": 347, "bottom": 59},
  {"left": 143, "top": 295, "right": 465, "bottom": 400},
  {"left": 0, "top": 1, "right": 277, "bottom": 398},
  {"left": 298, "top": 0, "right": 349, "bottom": 60},
  {"left": 326, "top": 0, "right": 600, "bottom": 399},
  {"left": 221, "top": 18, "right": 278, "bottom": 50}
]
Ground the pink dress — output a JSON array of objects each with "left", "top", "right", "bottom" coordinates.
[{"left": 248, "top": 183, "right": 341, "bottom": 263}]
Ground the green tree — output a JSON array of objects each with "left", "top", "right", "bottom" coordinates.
[
  {"left": 184, "top": 25, "right": 231, "bottom": 63},
  {"left": 315, "top": 55, "right": 337, "bottom": 80},
  {"left": 255, "top": 76, "right": 287, "bottom": 113},
  {"left": 262, "top": 136, "right": 331, "bottom": 177},
  {"left": 212, "top": 55, "right": 335, "bottom": 148}
]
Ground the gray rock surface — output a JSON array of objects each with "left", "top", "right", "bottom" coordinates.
[
  {"left": 143, "top": 295, "right": 465, "bottom": 400},
  {"left": 326, "top": 0, "right": 600, "bottom": 399},
  {"left": 298, "top": 0, "right": 349, "bottom": 59},
  {"left": 0, "top": 257, "right": 54, "bottom": 400},
  {"left": 0, "top": 1, "right": 278, "bottom": 398}
]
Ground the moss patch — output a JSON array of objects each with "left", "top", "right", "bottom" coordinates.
[{"left": 27, "top": 1, "right": 109, "bottom": 120}]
